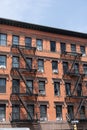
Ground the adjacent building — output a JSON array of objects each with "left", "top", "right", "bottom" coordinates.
[{"left": 0, "top": 18, "right": 87, "bottom": 130}]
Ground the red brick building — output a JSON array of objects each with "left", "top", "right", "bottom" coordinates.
[{"left": 0, "top": 18, "right": 87, "bottom": 130}]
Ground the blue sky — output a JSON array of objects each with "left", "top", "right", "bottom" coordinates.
[{"left": 0, "top": 0, "right": 87, "bottom": 33}]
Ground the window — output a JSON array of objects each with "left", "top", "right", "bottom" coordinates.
[
  {"left": 26, "top": 58, "right": 32, "bottom": 69},
  {"left": 0, "top": 34, "right": 7, "bottom": 46},
  {"left": 77, "top": 83, "right": 82, "bottom": 96},
  {"left": 60, "top": 42, "right": 66, "bottom": 53},
  {"left": 80, "top": 46, "right": 85, "bottom": 55},
  {"left": 67, "top": 105, "right": 74, "bottom": 119},
  {"left": 12, "top": 79, "right": 20, "bottom": 93},
  {"left": 27, "top": 104, "right": 34, "bottom": 119},
  {"left": 71, "top": 44, "right": 76, "bottom": 52},
  {"left": 56, "top": 105, "right": 62, "bottom": 120},
  {"left": 52, "top": 61, "right": 58, "bottom": 73},
  {"left": 83, "top": 64, "right": 87, "bottom": 74},
  {"left": 36, "top": 39, "right": 43, "bottom": 51},
  {"left": 74, "top": 63, "right": 79, "bottom": 74},
  {"left": 38, "top": 59, "right": 44, "bottom": 72},
  {"left": 63, "top": 62, "right": 68, "bottom": 74},
  {"left": 65, "top": 83, "right": 71, "bottom": 96},
  {"left": 27, "top": 80, "right": 33, "bottom": 93},
  {"left": 25, "top": 37, "right": 31, "bottom": 48},
  {"left": 40, "top": 105, "right": 47, "bottom": 120},
  {"left": 80, "top": 106, "right": 85, "bottom": 119},
  {"left": 54, "top": 82, "right": 60, "bottom": 96},
  {"left": 12, "top": 56, "right": 19, "bottom": 68},
  {"left": 39, "top": 81, "right": 45, "bottom": 95},
  {"left": 0, "top": 55, "right": 6, "bottom": 68},
  {"left": 0, "top": 104, "right": 6, "bottom": 121},
  {"left": 12, "top": 105, "right": 20, "bottom": 120},
  {"left": 50, "top": 41, "right": 56, "bottom": 52},
  {"left": 12, "top": 35, "right": 19, "bottom": 45},
  {"left": 0, "top": 78, "right": 6, "bottom": 93}
]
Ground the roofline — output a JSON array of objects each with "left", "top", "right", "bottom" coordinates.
[{"left": 0, "top": 17, "right": 87, "bottom": 39}]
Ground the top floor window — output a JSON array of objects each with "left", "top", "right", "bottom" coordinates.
[
  {"left": 80, "top": 46, "right": 85, "bottom": 55},
  {"left": 50, "top": 41, "right": 56, "bottom": 52},
  {"left": 12, "top": 35, "right": 19, "bottom": 45},
  {"left": 0, "top": 34, "right": 7, "bottom": 46},
  {"left": 52, "top": 61, "right": 58, "bottom": 73},
  {"left": 36, "top": 39, "right": 43, "bottom": 51},
  {"left": 25, "top": 37, "right": 31, "bottom": 48},
  {"left": 71, "top": 44, "right": 76, "bottom": 52},
  {"left": 60, "top": 42, "right": 66, "bottom": 53}
]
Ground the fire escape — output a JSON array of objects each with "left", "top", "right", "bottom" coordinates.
[
  {"left": 10, "top": 44, "right": 39, "bottom": 122},
  {"left": 61, "top": 50, "right": 87, "bottom": 123}
]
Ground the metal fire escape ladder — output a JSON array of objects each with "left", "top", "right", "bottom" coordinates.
[
  {"left": 17, "top": 95, "right": 33, "bottom": 120},
  {"left": 16, "top": 69, "right": 32, "bottom": 95}
]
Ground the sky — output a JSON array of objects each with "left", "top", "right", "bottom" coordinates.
[{"left": 0, "top": 0, "right": 87, "bottom": 33}]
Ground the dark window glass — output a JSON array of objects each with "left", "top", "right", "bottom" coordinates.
[
  {"left": 27, "top": 105, "right": 34, "bottom": 119},
  {"left": 12, "top": 35, "right": 19, "bottom": 45},
  {"left": 56, "top": 105, "right": 62, "bottom": 120},
  {"left": 77, "top": 83, "right": 82, "bottom": 96},
  {"left": 65, "top": 83, "right": 71, "bottom": 96},
  {"left": 40, "top": 105, "right": 47, "bottom": 118},
  {"left": 52, "top": 61, "right": 58, "bottom": 73},
  {"left": 25, "top": 37, "right": 31, "bottom": 47},
  {"left": 54, "top": 82, "right": 60, "bottom": 96},
  {"left": 80, "top": 46, "right": 85, "bottom": 55},
  {"left": 12, "top": 79, "right": 20, "bottom": 93},
  {"left": 38, "top": 59, "right": 44, "bottom": 72},
  {"left": 80, "top": 106, "right": 85, "bottom": 119},
  {"left": 83, "top": 64, "right": 87, "bottom": 74},
  {"left": 0, "top": 78, "right": 6, "bottom": 93},
  {"left": 27, "top": 80, "right": 33, "bottom": 93},
  {"left": 26, "top": 58, "right": 32, "bottom": 69},
  {"left": 0, "top": 55, "right": 6, "bottom": 68},
  {"left": 0, "top": 34, "right": 7, "bottom": 46},
  {"left": 12, "top": 105, "right": 20, "bottom": 120},
  {"left": 67, "top": 105, "right": 74, "bottom": 119},
  {"left": 50, "top": 41, "right": 56, "bottom": 52},
  {"left": 0, "top": 104, "right": 6, "bottom": 121},
  {"left": 39, "top": 81, "right": 45, "bottom": 95},
  {"left": 74, "top": 63, "right": 79, "bottom": 73},
  {"left": 12, "top": 56, "right": 19, "bottom": 68},
  {"left": 63, "top": 62, "right": 68, "bottom": 74},
  {"left": 60, "top": 42, "right": 66, "bottom": 53},
  {"left": 71, "top": 44, "right": 76, "bottom": 52},
  {"left": 36, "top": 39, "right": 43, "bottom": 51}
]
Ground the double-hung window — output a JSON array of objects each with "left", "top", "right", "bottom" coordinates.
[
  {"left": 56, "top": 105, "right": 62, "bottom": 120},
  {"left": 27, "top": 104, "right": 34, "bottom": 119},
  {"left": 60, "top": 42, "right": 66, "bottom": 53},
  {"left": 67, "top": 105, "right": 74, "bottom": 119},
  {"left": 25, "top": 37, "right": 31, "bottom": 48},
  {"left": 12, "top": 105, "right": 20, "bottom": 120},
  {"left": 52, "top": 61, "right": 58, "bottom": 73},
  {"left": 39, "top": 81, "right": 45, "bottom": 95},
  {"left": 65, "top": 83, "right": 71, "bottom": 96},
  {"left": 0, "top": 78, "right": 6, "bottom": 93},
  {"left": 80, "top": 106, "right": 85, "bottom": 119},
  {"left": 71, "top": 44, "right": 76, "bottom": 52},
  {"left": 12, "top": 56, "right": 19, "bottom": 68},
  {"left": 12, "top": 79, "right": 20, "bottom": 94},
  {"left": 0, "top": 104, "right": 6, "bottom": 121},
  {"left": 40, "top": 105, "right": 47, "bottom": 120},
  {"left": 0, "top": 34, "right": 7, "bottom": 46},
  {"left": 80, "top": 46, "right": 85, "bottom": 55},
  {"left": 36, "top": 39, "right": 43, "bottom": 51},
  {"left": 77, "top": 83, "right": 82, "bottom": 96},
  {"left": 50, "top": 41, "right": 56, "bottom": 52},
  {"left": 54, "top": 82, "right": 60, "bottom": 96},
  {"left": 0, "top": 55, "right": 6, "bottom": 68},
  {"left": 26, "top": 58, "right": 32, "bottom": 69},
  {"left": 74, "top": 63, "right": 79, "bottom": 74},
  {"left": 12, "top": 35, "right": 19, "bottom": 45},
  {"left": 38, "top": 59, "right": 44, "bottom": 72},
  {"left": 63, "top": 62, "right": 68, "bottom": 74},
  {"left": 27, "top": 80, "right": 33, "bottom": 93},
  {"left": 83, "top": 64, "right": 87, "bottom": 75}
]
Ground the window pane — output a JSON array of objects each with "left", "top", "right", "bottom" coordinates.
[
  {"left": 68, "top": 105, "right": 74, "bottom": 119},
  {"left": 12, "top": 105, "right": 20, "bottom": 120},
  {"left": 60, "top": 42, "right": 66, "bottom": 53},
  {"left": 40, "top": 105, "right": 47, "bottom": 118},
  {"left": 63, "top": 62, "right": 68, "bottom": 74},
  {"left": 12, "top": 36, "right": 19, "bottom": 45},
  {"left": 27, "top": 80, "right": 33, "bottom": 93},
  {"left": 52, "top": 61, "right": 58, "bottom": 73},
  {"left": 39, "top": 81, "right": 45, "bottom": 94},
  {"left": 0, "top": 55, "right": 6, "bottom": 68},
  {"left": 77, "top": 83, "right": 82, "bottom": 96},
  {"left": 26, "top": 58, "right": 32, "bottom": 69},
  {"left": 0, "top": 104, "right": 6, "bottom": 120},
  {"left": 0, "top": 34, "right": 7, "bottom": 46},
  {"left": 74, "top": 63, "right": 79, "bottom": 73},
  {"left": 56, "top": 105, "right": 62, "bottom": 119},
  {"left": 0, "top": 78, "right": 6, "bottom": 93},
  {"left": 50, "top": 41, "right": 56, "bottom": 52},
  {"left": 12, "top": 57, "right": 19, "bottom": 68},
  {"left": 54, "top": 82, "right": 60, "bottom": 96},
  {"left": 25, "top": 37, "right": 31, "bottom": 47},
  {"left": 80, "top": 46, "right": 85, "bottom": 54},
  {"left": 83, "top": 64, "right": 87, "bottom": 74},
  {"left": 12, "top": 79, "right": 20, "bottom": 93},
  {"left": 38, "top": 59, "right": 44, "bottom": 72},
  {"left": 36, "top": 39, "right": 42, "bottom": 51},
  {"left": 71, "top": 44, "right": 76, "bottom": 52},
  {"left": 27, "top": 105, "right": 34, "bottom": 119},
  {"left": 65, "top": 83, "right": 71, "bottom": 96}
]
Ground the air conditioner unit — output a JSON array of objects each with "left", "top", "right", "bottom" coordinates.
[
  {"left": 56, "top": 117, "right": 62, "bottom": 121},
  {"left": 0, "top": 65, "right": 6, "bottom": 69},
  {"left": 82, "top": 53, "right": 86, "bottom": 56},
  {"left": 40, "top": 91, "right": 45, "bottom": 95},
  {"left": 38, "top": 68, "right": 44, "bottom": 72},
  {"left": 37, "top": 47, "right": 42, "bottom": 51},
  {"left": 53, "top": 69, "right": 58, "bottom": 73},
  {"left": 40, "top": 117, "right": 47, "bottom": 121}
]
